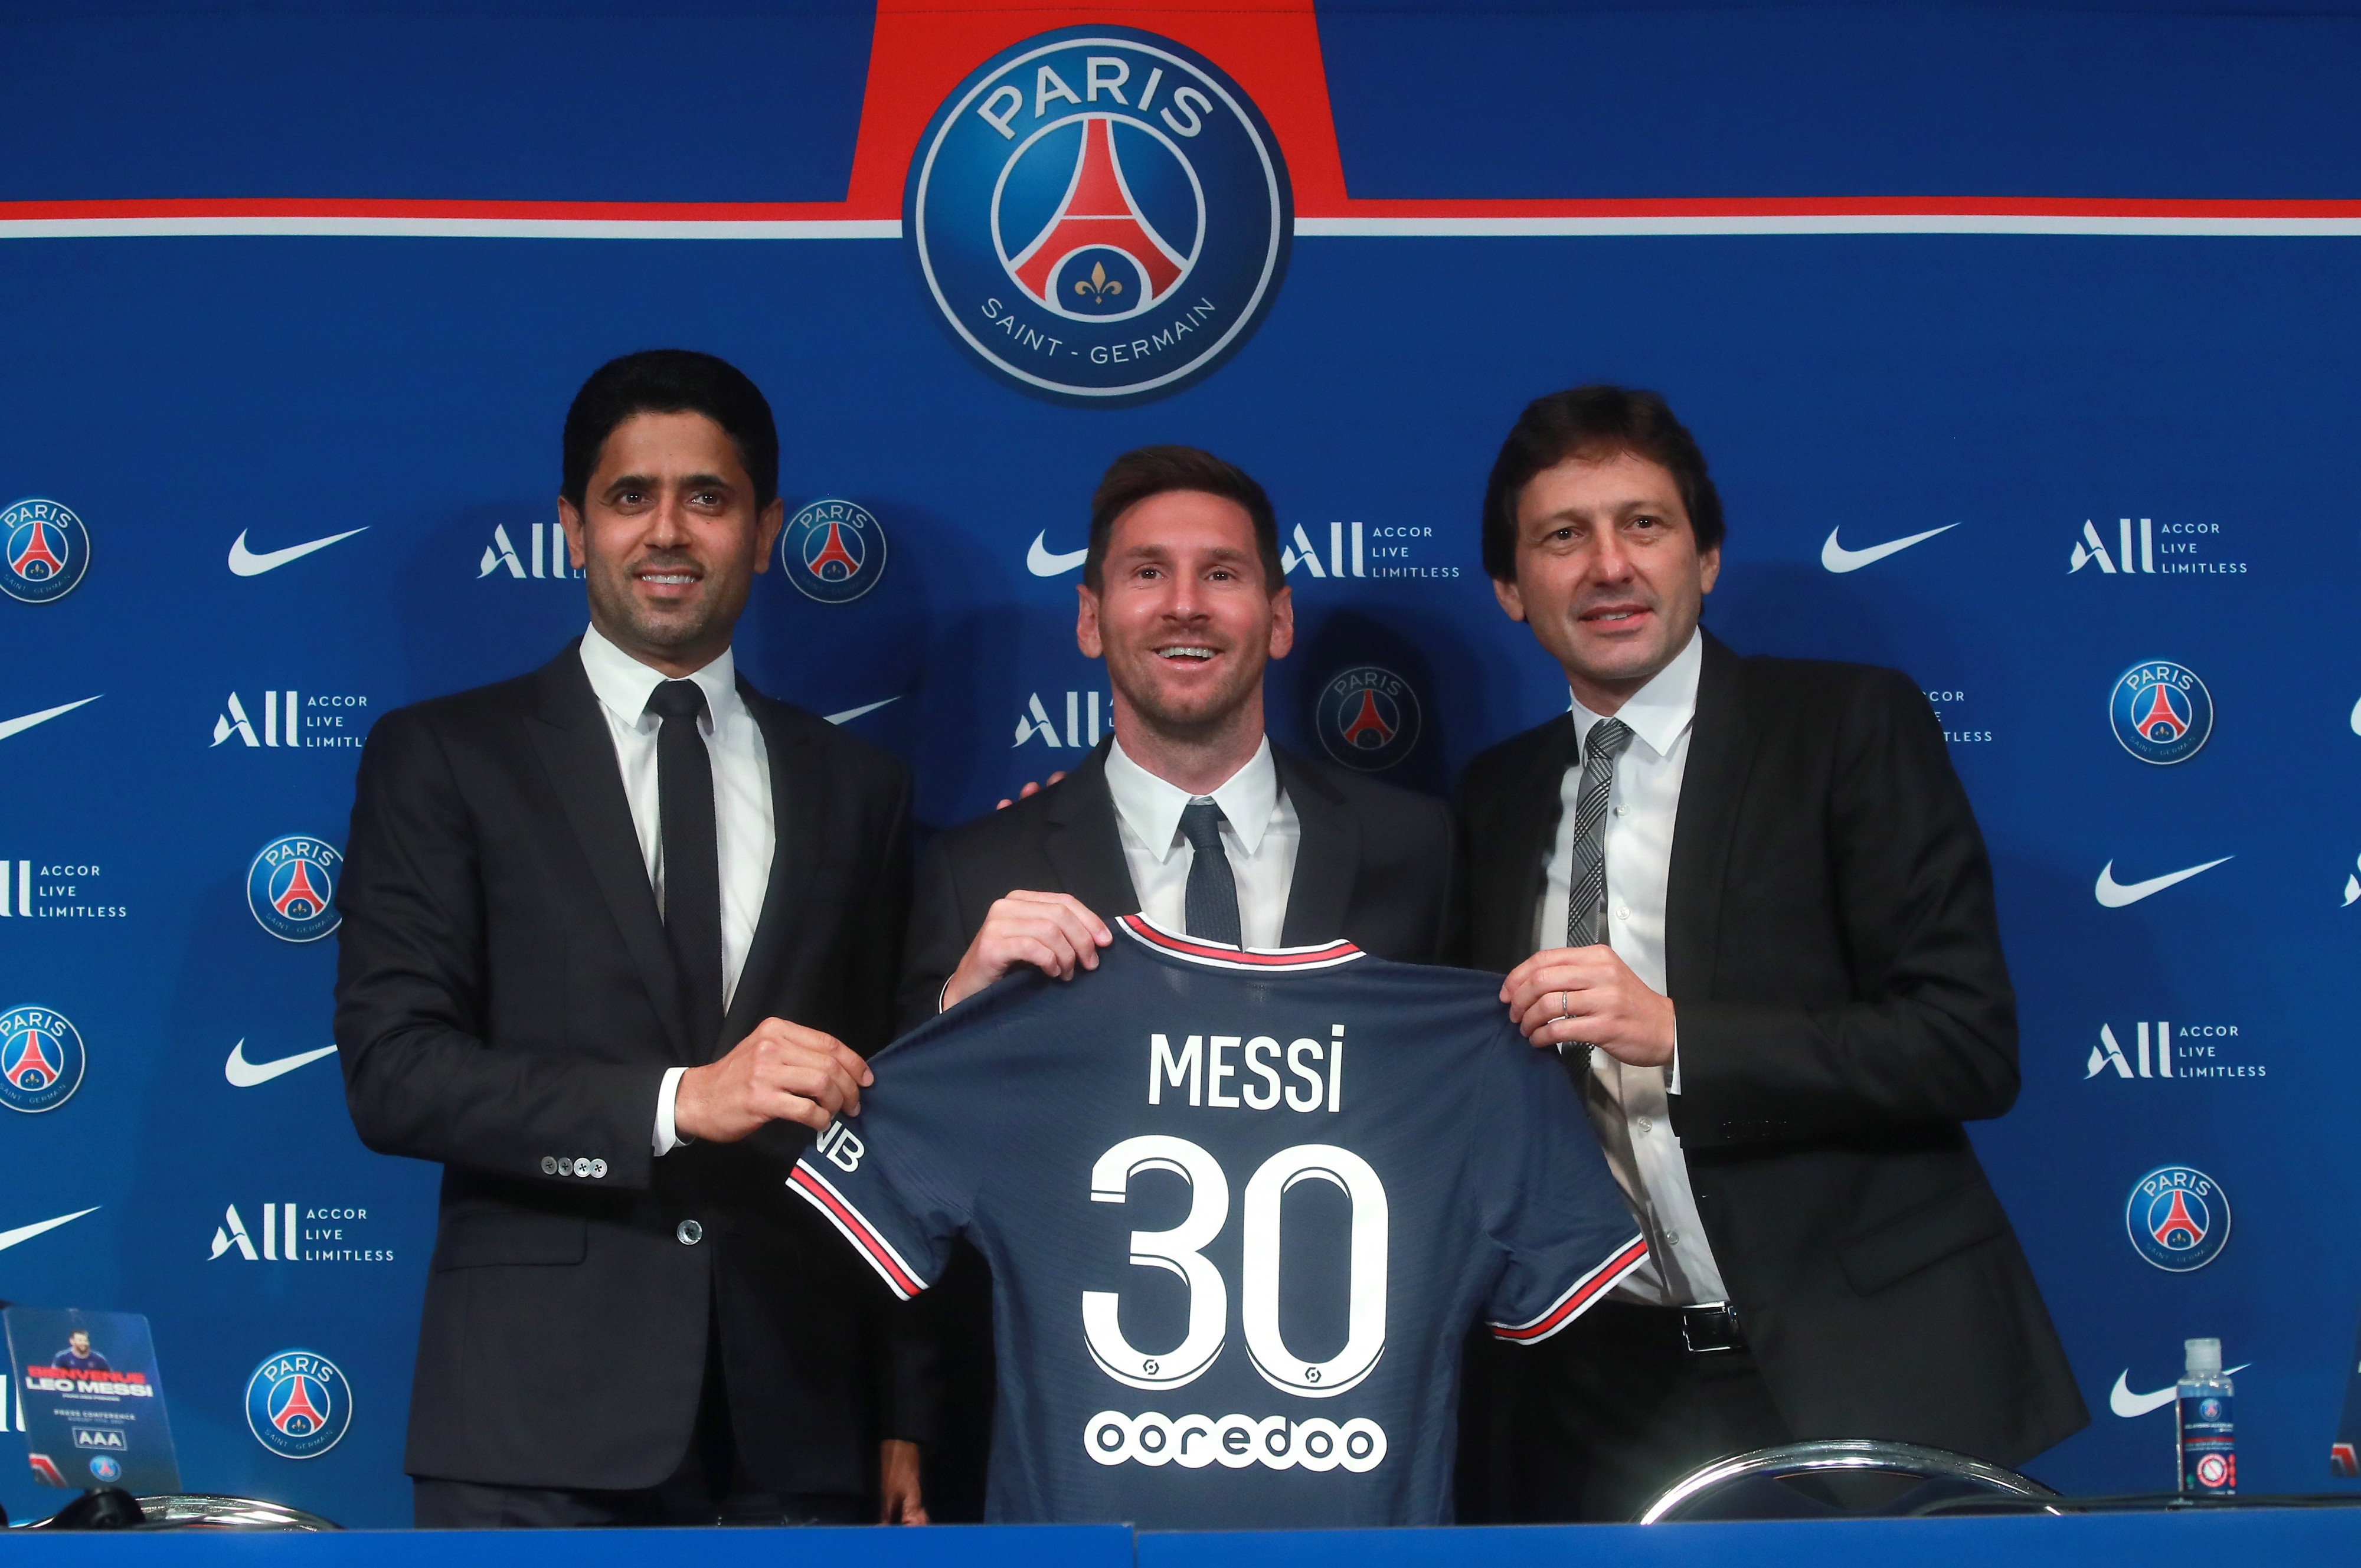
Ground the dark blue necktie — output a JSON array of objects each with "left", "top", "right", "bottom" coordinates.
[{"left": 1178, "top": 798, "right": 1242, "bottom": 947}]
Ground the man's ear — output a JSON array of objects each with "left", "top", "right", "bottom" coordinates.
[
  {"left": 1075, "top": 582, "right": 1104, "bottom": 658},
  {"left": 751, "top": 496, "right": 787, "bottom": 574},
  {"left": 557, "top": 497, "right": 587, "bottom": 569},
  {"left": 1266, "top": 583, "right": 1294, "bottom": 660},
  {"left": 1698, "top": 544, "right": 1722, "bottom": 595},
  {"left": 1491, "top": 573, "right": 1529, "bottom": 623}
]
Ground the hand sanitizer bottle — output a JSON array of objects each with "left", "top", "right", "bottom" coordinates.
[{"left": 2177, "top": 1337, "right": 2235, "bottom": 1496}]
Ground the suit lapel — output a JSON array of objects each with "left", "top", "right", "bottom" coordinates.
[
  {"left": 523, "top": 645, "right": 688, "bottom": 1060},
  {"left": 1045, "top": 743, "right": 1144, "bottom": 918},
  {"left": 722, "top": 682, "right": 820, "bottom": 1055},
  {"left": 1665, "top": 631, "right": 1753, "bottom": 1002},
  {"left": 1275, "top": 746, "right": 1356, "bottom": 946}
]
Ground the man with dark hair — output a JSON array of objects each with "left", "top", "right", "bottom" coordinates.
[
  {"left": 1456, "top": 385, "right": 2084, "bottom": 1522},
  {"left": 337, "top": 349, "right": 928, "bottom": 1528},
  {"left": 898, "top": 444, "right": 1454, "bottom": 1024},
  {"left": 53, "top": 1330, "right": 108, "bottom": 1373},
  {"left": 895, "top": 446, "right": 1456, "bottom": 1517}
]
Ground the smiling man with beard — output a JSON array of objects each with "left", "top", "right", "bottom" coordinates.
[
  {"left": 894, "top": 447, "right": 1457, "bottom": 1517},
  {"left": 336, "top": 351, "right": 928, "bottom": 1528},
  {"left": 900, "top": 446, "right": 1457, "bottom": 1024}
]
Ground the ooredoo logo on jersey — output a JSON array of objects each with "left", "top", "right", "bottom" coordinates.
[{"left": 908, "top": 27, "right": 1292, "bottom": 402}]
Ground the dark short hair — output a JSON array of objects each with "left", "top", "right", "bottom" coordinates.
[
  {"left": 1480, "top": 385, "right": 1725, "bottom": 582},
  {"left": 561, "top": 349, "right": 780, "bottom": 513},
  {"left": 1084, "top": 445, "right": 1286, "bottom": 592}
]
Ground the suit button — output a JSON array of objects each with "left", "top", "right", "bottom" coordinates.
[
  {"left": 590, "top": 1158, "right": 607, "bottom": 1179},
  {"left": 541, "top": 1157, "right": 558, "bottom": 1175},
  {"left": 677, "top": 1220, "right": 704, "bottom": 1246}
]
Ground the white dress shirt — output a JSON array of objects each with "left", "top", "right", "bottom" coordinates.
[
  {"left": 1533, "top": 629, "right": 1729, "bottom": 1307},
  {"left": 1103, "top": 734, "right": 1300, "bottom": 948},
  {"left": 577, "top": 624, "right": 775, "bottom": 1156}
]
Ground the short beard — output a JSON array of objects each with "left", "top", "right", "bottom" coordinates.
[
  {"left": 586, "top": 557, "right": 720, "bottom": 657},
  {"left": 1113, "top": 649, "right": 1265, "bottom": 746}
]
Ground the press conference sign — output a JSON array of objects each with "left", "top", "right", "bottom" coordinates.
[{"left": 907, "top": 27, "right": 1293, "bottom": 402}]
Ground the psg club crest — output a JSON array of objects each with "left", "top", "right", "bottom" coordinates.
[
  {"left": 244, "top": 1350, "right": 352, "bottom": 1459},
  {"left": 247, "top": 835, "right": 342, "bottom": 942},
  {"left": 87, "top": 1455, "right": 122, "bottom": 1483},
  {"left": 907, "top": 27, "right": 1292, "bottom": 402},
  {"left": 1315, "top": 666, "right": 1422, "bottom": 773},
  {"left": 2125, "top": 1164, "right": 2231, "bottom": 1272},
  {"left": 781, "top": 499, "right": 887, "bottom": 603},
  {"left": 0, "top": 1004, "right": 86, "bottom": 1114},
  {"left": 2110, "top": 660, "right": 2213, "bottom": 765},
  {"left": 2, "top": 498, "right": 91, "bottom": 604}
]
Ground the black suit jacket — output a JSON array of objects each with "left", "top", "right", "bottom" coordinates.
[
  {"left": 335, "top": 644, "right": 916, "bottom": 1494},
  {"left": 897, "top": 739, "right": 1457, "bottom": 1030},
  {"left": 1457, "top": 631, "right": 2086, "bottom": 1465}
]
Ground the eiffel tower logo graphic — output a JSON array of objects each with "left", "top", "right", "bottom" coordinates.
[
  {"left": 8, "top": 514, "right": 68, "bottom": 581},
  {"left": 2149, "top": 1188, "right": 2208, "bottom": 1250},
  {"left": 2, "top": 1024, "right": 61, "bottom": 1091},
  {"left": 272, "top": 856, "right": 332, "bottom": 921},
  {"left": 270, "top": 1373, "right": 329, "bottom": 1436},
  {"left": 1008, "top": 116, "right": 1189, "bottom": 312},
  {"left": 2133, "top": 680, "right": 2189, "bottom": 742},
  {"left": 803, "top": 518, "right": 862, "bottom": 581},
  {"left": 1338, "top": 690, "right": 1397, "bottom": 749}
]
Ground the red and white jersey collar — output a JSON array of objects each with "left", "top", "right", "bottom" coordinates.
[{"left": 1116, "top": 912, "right": 1365, "bottom": 972}]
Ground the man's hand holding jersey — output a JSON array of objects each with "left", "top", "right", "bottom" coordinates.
[
  {"left": 674, "top": 1019, "right": 874, "bottom": 1141},
  {"left": 1502, "top": 945, "right": 1676, "bottom": 1068},
  {"left": 941, "top": 891, "right": 1114, "bottom": 1011}
]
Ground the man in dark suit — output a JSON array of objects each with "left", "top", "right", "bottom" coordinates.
[
  {"left": 898, "top": 445, "right": 1455, "bottom": 1027},
  {"left": 1456, "top": 387, "right": 2085, "bottom": 1523},
  {"left": 895, "top": 447, "right": 1456, "bottom": 1518},
  {"left": 336, "top": 351, "right": 927, "bottom": 1527}
]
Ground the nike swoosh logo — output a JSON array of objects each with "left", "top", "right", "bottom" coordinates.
[
  {"left": 1820, "top": 522, "right": 1963, "bottom": 573},
  {"left": 2111, "top": 1365, "right": 2249, "bottom": 1418},
  {"left": 227, "top": 526, "right": 368, "bottom": 577},
  {"left": 2095, "top": 856, "right": 2234, "bottom": 908},
  {"left": 824, "top": 697, "right": 901, "bottom": 725},
  {"left": 0, "top": 1206, "right": 99, "bottom": 1253},
  {"left": 1026, "top": 532, "right": 1089, "bottom": 577},
  {"left": 224, "top": 1039, "right": 339, "bottom": 1087},
  {"left": 0, "top": 695, "right": 102, "bottom": 742}
]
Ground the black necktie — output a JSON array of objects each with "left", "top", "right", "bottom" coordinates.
[
  {"left": 1566, "top": 718, "right": 1634, "bottom": 948},
  {"left": 647, "top": 679, "right": 723, "bottom": 1057},
  {"left": 1178, "top": 798, "right": 1242, "bottom": 947}
]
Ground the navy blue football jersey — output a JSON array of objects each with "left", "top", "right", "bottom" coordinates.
[{"left": 792, "top": 915, "right": 1644, "bottom": 1527}]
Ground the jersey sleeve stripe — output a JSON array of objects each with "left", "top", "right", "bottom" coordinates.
[
  {"left": 1487, "top": 1235, "right": 1649, "bottom": 1343},
  {"left": 1117, "top": 912, "right": 1365, "bottom": 970},
  {"left": 788, "top": 1162, "right": 928, "bottom": 1299}
]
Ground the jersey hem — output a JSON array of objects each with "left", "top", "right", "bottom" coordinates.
[
  {"left": 1117, "top": 912, "right": 1366, "bottom": 971},
  {"left": 789, "top": 1160, "right": 930, "bottom": 1299},
  {"left": 1487, "top": 1235, "right": 1650, "bottom": 1343}
]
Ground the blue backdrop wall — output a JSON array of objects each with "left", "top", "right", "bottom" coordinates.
[{"left": 2, "top": 0, "right": 2359, "bottom": 1528}]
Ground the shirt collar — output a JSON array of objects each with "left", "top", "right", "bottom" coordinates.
[
  {"left": 578, "top": 622, "right": 742, "bottom": 732},
  {"left": 1568, "top": 626, "right": 1702, "bottom": 762},
  {"left": 1103, "top": 734, "right": 1280, "bottom": 862}
]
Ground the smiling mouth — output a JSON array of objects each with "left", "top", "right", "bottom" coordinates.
[
  {"left": 1155, "top": 645, "right": 1219, "bottom": 662},
  {"left": 1580, "top": 604, "right": 1652, "bottom": 628},
  {"left": 636, "top": 567, "right": 701, "bottom": 588}
]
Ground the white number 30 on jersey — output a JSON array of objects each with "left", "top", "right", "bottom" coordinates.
[{"left": 1081, "top": 1135, "right": 1389, "bottom": 1398}]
